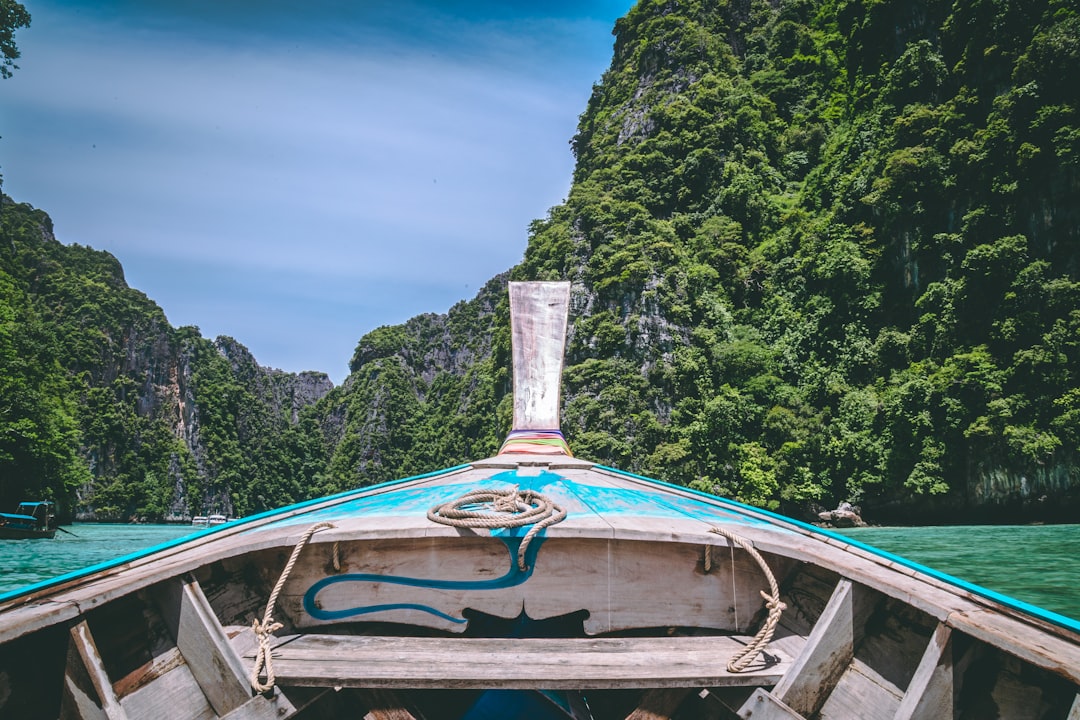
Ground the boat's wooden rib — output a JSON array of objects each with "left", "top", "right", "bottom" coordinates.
[
  {"left": 63, "top": 620, "right": 127, "bottom": 720},
  {"left": 736, "top": 689, "right": 803, "bottom": 720},
  {"left": 1068, "top": 694, "right": 1080, "bottom": 720},
  {"left": 893, "top": 623, "right": 953, "bottom": 720},
  {"left": 757, "top": 579, "right": 875, "bottom": 717},
  {"left": 149, "top": 576, "right": 253, "bottom": 716},
  {"left": 240, "top": 634, "right": 793, "bottom": 690}
]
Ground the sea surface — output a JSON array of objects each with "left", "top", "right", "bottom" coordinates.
[
  {"left": 0, "top": 522, "right": 1077, "bottom": 621},
  {"left": 835, "top": 524, "right": 1080, "bottom": 621},
  {"left": 0, "top": 523, "right": 196, "bottom": 595}
]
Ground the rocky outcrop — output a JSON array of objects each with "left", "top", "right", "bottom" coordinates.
[{"left": 817, "top": 503, "right": 867, "bottom": 528}]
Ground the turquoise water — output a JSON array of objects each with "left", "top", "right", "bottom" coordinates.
[
  {"left": 0, "top": 522, "right": 1077, "bottom": 622},
  {"left": 0, "top": 523, "right": 198, "bottom": 593},
  {"left": 836, "top": 524, "right": 1080, "bottom": 621}
]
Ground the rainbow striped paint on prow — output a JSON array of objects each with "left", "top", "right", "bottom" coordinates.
[{"left": 498, "top": 429, "right": 573, "bottom": 456}]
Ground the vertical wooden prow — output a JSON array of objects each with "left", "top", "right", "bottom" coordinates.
[{"left": 499, "top": 281, "right": 572, "bottom": 456}]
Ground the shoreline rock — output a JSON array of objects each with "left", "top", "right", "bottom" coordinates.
[{"left": 817, "top": 502, "right": 867, "bottom": 528}]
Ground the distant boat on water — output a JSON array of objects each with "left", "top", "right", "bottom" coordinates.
[
  {"left": 193, "top": 514, "right": 233, "bottom": 528},
  {"left": 0, "top": 501, "right": 58, "bottom": 540}
]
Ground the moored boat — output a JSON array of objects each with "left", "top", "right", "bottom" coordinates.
[
  {"left": 0, "top": 282, "right": 1077, "bottom": 719},
  {"left": 0, "top": 501, "right": 58, "bottom": 540}
]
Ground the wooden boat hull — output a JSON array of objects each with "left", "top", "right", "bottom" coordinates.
[
  {"left": 1, "top": 456, "right": 1078, "bottom": 720},
  {"left": 0, "top": 502, "right": 58, "bottom": 539},
  {"left": 0, "top": 526, "right": 56, "bottom": 539}
]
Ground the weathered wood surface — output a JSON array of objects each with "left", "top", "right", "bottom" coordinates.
[
  {"left": 817, "top": 660, "right": 903, "bottom": 720},
  {"left": 152, "top": 577, "right": 252, "bottom": 716},
  {"left": 508, "top": 281, "right": 570, "bottom": 431},
  {"left": 893, "top": 623, "right": 953, "bottom": 720},
  {"left": 765, "top": 579, "right": 875, "bottom": 718},
  {"left": 280, "top": 534, "right": 776, "bottom": 635},
  {"left": 66, "top": 621, "right": 127, "bottom": 720},
  {"left": 240, "top": 634, "right": 792, "bottom": 690},
  {"left": 737, "top": 689, "right": 804, "bottom": 720},
  {"left": 118, "top": 660, "right": 215, "bottom": 720}
]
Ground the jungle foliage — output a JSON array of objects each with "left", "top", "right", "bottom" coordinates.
[
  {"left": 515, "top": 0, "right": 1080, "bottom": 520},
  {"left": 0, "top": 198, "right": 333, "bottom": 520},
  {"left": 2, "top": 0, "right": 1079, "bottom": 522}
]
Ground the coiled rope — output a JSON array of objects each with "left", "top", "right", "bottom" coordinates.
[
  {"left": 708, "top": 526, "right": 787, "bottom": 673},
  {"left": 427, "top": 487, "right": 566, "bottom": 571},
  {"left": 250, "top": 521, "right": 335, "bottom": 693}
]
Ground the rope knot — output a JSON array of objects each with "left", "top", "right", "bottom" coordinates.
[
  {"left": 492, "top": 486, "right": 523, "bottom": 513},
  {"left": 251, "top": 617, "right": 284, "bottom": 637},
  {"left": 249, "top": 522, "right": 334, "bottom": 693},
  {"left": 428, "top": 487, "right": 566, "bottom": 571},
  {"left": 760, "top": 590, "right": 787, "bottom": 612},
  {"left": 708, "top": 526, "right": 786, "bottom": 673}
]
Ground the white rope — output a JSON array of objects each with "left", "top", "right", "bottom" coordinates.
[
  {"left": 709, "top": 526, "right": 787, "bottom": 672},
  {"left": 427, "top": 486, "right": 566, "bottom": 571},
  {"left": 250, "top": 522, "right": 335, "bottom": 693}
]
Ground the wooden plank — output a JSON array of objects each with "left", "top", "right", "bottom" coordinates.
[
  {"left": 61, "top": 632, "right": 110, "bottom": 720},
  {"left": 736, "top": 688, "right": 804, "bottom": 720},
  {"left": 766, "top": 579, "right": 875, "bottom": 718},
  {"left": 67, "top": 621, "right": 127, "bottom": 720},
  {"left": 240, "top": 634, "right": 792, "bottom": 690},
  {"left": 624, "top": 688, "right": 694, "bottom": 719},
  {"left": 817, "top": 661, "right": 902, "bottom": 720},
  {"left": 1067, "top": 694, "right": 1080, "bottom": 720},
  {"left": 508, "top": 281, "right": 570, "bottom": 431},
  {"left": 281, "top": 535, "right": 781, "bottom": 636},
  {"left": 151, "top": 577, "right": 253, "bottom": 715},
  {"left": 118, "top": 662, "right": 215, "bottom": 720},
  {"left": 893, "top": 623, "right": 953, "bottom": 720}
]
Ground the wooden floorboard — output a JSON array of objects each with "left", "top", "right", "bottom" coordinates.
[{"left": 242, "top": 634, "right": 792, "bottom": 690}]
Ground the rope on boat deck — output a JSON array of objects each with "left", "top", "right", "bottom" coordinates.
[
  {"left": 250, "top": 521, "right": 335, "bottom": 694},
  {"left": 708, "top": 526, "right": 787, "bottom": 673},
  {"left": 427, "top": 486, "right": 566, "bottom": 571}
]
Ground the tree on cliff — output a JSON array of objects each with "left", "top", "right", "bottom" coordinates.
[{"left": 0, "top": 0, "right": 30, "bottom": 79}]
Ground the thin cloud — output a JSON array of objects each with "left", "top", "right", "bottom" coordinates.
[{"left": 2, "top": 0, "right": 630, "bottom": 382}]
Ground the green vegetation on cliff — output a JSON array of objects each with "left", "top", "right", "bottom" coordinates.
[
  {"left": 2, "top": 0, "right": 1078, "bottom": 522},
  {"left": 518, "top": 0, "right": 1080, "bottom": 520},
  {"left": 340, "top": 0, "right": 1080, "bottom": 521},
  {"left": 0, "top": 197, "right": 333, "bottom": 520}
]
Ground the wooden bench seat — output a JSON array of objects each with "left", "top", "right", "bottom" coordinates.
[{"left": 243, "top": 634, "right": 793, "bottom": 690}]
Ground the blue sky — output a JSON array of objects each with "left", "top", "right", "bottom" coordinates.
[{"left": 2, "top": 0, "right": 635, "bottom": 383}]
